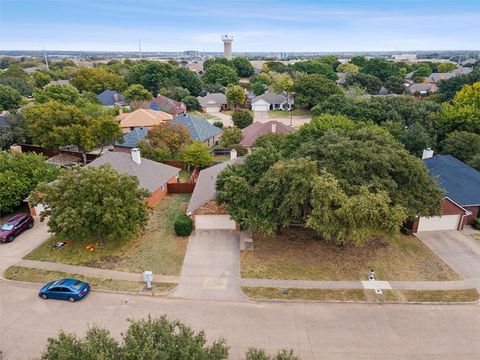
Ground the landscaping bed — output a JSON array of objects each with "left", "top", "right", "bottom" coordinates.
[
  {"left": 242, "top": 287, "right": 479, "bottom": 303},
  {"left": 4, "top": 266, "right": 176, "bottom": 293},
  {"left": 25, "top": 194, "right": 190, "bottom": 276},
  {"left": 241, "top": 228, "right": 461, "bottom": 281}
]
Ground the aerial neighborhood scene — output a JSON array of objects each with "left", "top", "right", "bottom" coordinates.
[{"left": 1, "top": 0, "right": 480, "bottom": 359}]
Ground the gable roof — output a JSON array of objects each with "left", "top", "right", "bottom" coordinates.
[
  {"left": 197, "top": 93, "right": 226, "bottom": 107},
  {"left": 115, "top": 127, "right": 148, "bottom": 148},
  {"left": 187, "top": 157, "right": 245, "bottom": 214},
  {"left": 252, "top": 91, "right": 287, "bottom": 105},
  {"left": 423, "top": 155, "right": 480, "bottom": 206},
  {"left": 97, "top": 90, "right": 124, "bottom": 106},
  {"left": 117, "top": 109, "right": 173, "bottom": 129},
  {"left": 407, "top": 83, "right": 435, "bottom": 94},
  {"left": 86, "top": 151, "right": 179, "bottom": 192},
  {"left": 171, "top": 114, "right": 222, "bottom": 142},
  {"left": 240, "top": 121, "right": 295, "bottom": 147},
  {"left": 148, "top": 95, "right": 186, "bottom": 115}
]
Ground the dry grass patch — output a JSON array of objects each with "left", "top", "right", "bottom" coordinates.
[
  {"left": 4, "top": 266, "right": 176, "bottom": 293},
  {"left": 25, "top": 195, "right": 190, "bottom": 276},
  {"left": 241, "top": 228, "right": 460, "bottom": 281},
  {"left": 242, "top": 287, "right": 479, "bottom": 303}
]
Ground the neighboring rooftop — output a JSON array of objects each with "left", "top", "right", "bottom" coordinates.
[
  {"left": 97, "top": 90, "right": 124, "bottom": 106},
  {"left": 240, "top": 121, "right": 295, "bottom": 148},
  {"left": 252, "top": 91, "right": 287, "bottom": 105},
  {"left": 423, "top": 155, "right": 480, "bottom": 206},
  {"left": 115, "top": 127, "right": 148, "bottom": 148},
  {"left": 117, "top": 109, "right": 173, "bottom": 130},
  {"left": 86, "top": 151, "right": 179, "bottom": 192},
  {"left": 171, "top": 114, "right": 222, "bottom": 142},
  {"left": 149, "top": 95, "right": 186, "bottom": 115},
  {"left": 46, "top": 79, "right": 70, "bottom": 86},
  {"left": 197, "top": 93, "right": 226, "bottom": 107},
  {"left": 407, "top": 83, "right": 436, "bottom": 94},
  {"left": 186, "top": 157, "right": 245, "bottom": 214}
]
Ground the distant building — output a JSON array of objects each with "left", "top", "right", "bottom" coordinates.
[{"left": 221, "top": 35, "right": 234, "bottom": 60}]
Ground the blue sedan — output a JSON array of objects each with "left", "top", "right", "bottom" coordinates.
[{"left": 39, "top": 278, "right": 90, "bottom": 302}]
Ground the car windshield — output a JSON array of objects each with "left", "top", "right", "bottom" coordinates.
[
  {"left": 1, "top": 224, "right": 14, "bottom": 231},
  {"left": 71, "top": 281, "right": 83, "bottom": 289}
]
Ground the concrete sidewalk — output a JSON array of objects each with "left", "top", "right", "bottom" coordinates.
[{"left": 14, "top": 259, "right": 179, "bottom": 283}]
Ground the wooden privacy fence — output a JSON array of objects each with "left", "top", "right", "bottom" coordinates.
[
  {"left": 167, "top": 183, "right": 195, "bottom": 194},
  {"left": 17, "top": 144, "right": 99, "bottom": 162}
]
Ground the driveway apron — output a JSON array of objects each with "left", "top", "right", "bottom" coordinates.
[{"left": 171, "top": 230, "right": 247, "bottom": 301}]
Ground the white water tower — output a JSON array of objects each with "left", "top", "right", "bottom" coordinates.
[{"left": 221, "top": 35, "right": 234, "bottom": 59}]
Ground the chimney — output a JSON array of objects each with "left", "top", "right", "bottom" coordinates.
[
  {"left": 131, "top": 148, "right": 142, "bottom": 164},
  {"left": 271, "top": 121, "right": 277, "bottom": 133},
  {"left": 422, "top": 148, "right": 434, "bottom": 160},
  {"left": 230, "top": 148, "right": 237, "bottom": 160}
]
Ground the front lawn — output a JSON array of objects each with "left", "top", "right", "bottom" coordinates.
[
  {"left": 241, "top": 228, "right": 460, "bottom": 281},
  {"left": 242, "top": 287, "right": 479, "bottom": 303},
  {"left": 268, "top": 110, "right": 310, "bottom": 118},
  {"left": 4, "top": 266, "right": 175, "bottom": 293},
  {"left": 189, "top": 111, "right": 220, "bottom": 121},
  {"left": 25, "top": 195, "right": 190, "bottom": 276}
]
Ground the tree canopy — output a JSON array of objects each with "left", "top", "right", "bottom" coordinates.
[
  {"left": 0, "top": 151, "right": 59, "bottom": 214},
  {"left": 232, "top": 109, "right": 253, "bottom": 129},
  {"left": 71, "top": 68, "right": 126, "bottom": 94},
  {"left": 232, "top": 56, "right": 255, "bottom": 77},
  {"left": 32, "top": 165, "right": 148, "bottom": 245},
  {"left": 226, "top": 84, "right": 246, "bottom": 107},
  {"left": 125, "top": 61, "right": 176, "bottom": 95},
  {"left": 123, "top": 84, "right": 153, "bottom": 102},
  {"left": 203, "top": 64, "right": 239, "bottom": 87},
  {"left": 139, "top": 123, "right": 191, "bottom": 162},
  {"left": 294, "top": 74, "right": 340, "bottom": 109},
  {"left": 0, "top": 84, "right": 22, "bottom": 111},
  {"left": 181, "top": 141, "right": 214, "bottom": 168}
]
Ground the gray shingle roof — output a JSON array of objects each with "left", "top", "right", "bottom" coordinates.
[
  {"left": 424, "top": 155, "right": 480, "bottom": 206},
  {"left": 252, "top": 91, "right": 287, "bottom": 105},
  {"left": 197, "top": 93, "right": 226, "bottom": 107},
  {"left": 407, "top": 83, "right": 434, "bottom": 94},
  {"left": 114, "top": 127, "right": 148, "bottom": 148},
  {"left": 86, "top": 151, "right": 179, "bottom": 192},
  {"left": 187, "top": 157, "right": 245, "bottom": 214},
  {"left": 171, "top": 114, "right": 222, "bottom": 142},
  {"left": 97, "top": 90, "right": 124, "bottom": 106}
]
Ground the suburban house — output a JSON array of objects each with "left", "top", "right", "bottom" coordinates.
[
  {"left": 171, "top": 113, "right": 222, "bottom": 147},
  {"left": 46, "top": 79, "right": 70, "bottom": 87},
  {"left": 427, "top": 67, "right": 473, "bottom": 84},
  {"left": 240, "top": 121, "right": 295, "bottom": 149},
  {"left": 132, "top": 95, "right": 187, "bottom": 117},
  {"left": 87, "top": 149, "right": 179, "bottom": 207},
  {"left": 113, "top": 127, "right": 148, "bottom": 152},
  {"left": 251, "top": 91, "right": 292, "bottom": 112},
  {"left": 117, "top": 108, "right": 173, "bottom": 133},
  {"left": 413, "top": 152, "right": 480, "bottom": 232},
  {"left": 406, "top": 83, "right": 437, "bottom": 95},
  {"left": 97, "top": 90, "right": 124, "bottom": 107},
  {"left": 197, "top": 93, "right": 227, "bottom": 113},
  {"left": 186, "top": 154, "right": 244, "bottom": 229}
]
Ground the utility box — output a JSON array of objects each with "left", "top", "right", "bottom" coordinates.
[{"left": 143, "top": 271, "right": 153, "bottom": 289}]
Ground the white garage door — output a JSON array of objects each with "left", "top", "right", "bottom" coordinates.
[
  {"left": 417, "top": 215, "right": 460, "bottom": 232},
  {"left": 252, "top": 104, "right": 269, "bottom": 112},
  {"left": 205, "top": 105, "right": 221, "bottom": 113},
  {"left": 195, "top": 215, "right": 236, "bottom": 230}
]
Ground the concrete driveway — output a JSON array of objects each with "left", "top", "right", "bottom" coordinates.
[
  {"left": 416, "top": 230, "right": 480, "bottom": 281},
  {"left": 0, "top": 218, "right": 50, "bottom": 274},
  {"left": 1, "top": 281, "right": 479, "bottom": 360},
  {"left": 171, "top": 230, "right": 246, "bottom": 301}
]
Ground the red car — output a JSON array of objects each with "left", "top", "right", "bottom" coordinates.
[{"left": 0, "top": 213, "right": 34, "bottom": 242}]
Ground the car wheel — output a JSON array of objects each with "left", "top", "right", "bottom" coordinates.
[
  {"left": 27, "top": 222, "right": 33, "bottom": 229},
  {"left": 41, "top": 294, "right": 48, "bottom": 300},
  {"left": 67, "top": 297, "right": 76, "bottom": 303},
  {"left": 7, "top": 235, "right": 14, "bottom": 242}
]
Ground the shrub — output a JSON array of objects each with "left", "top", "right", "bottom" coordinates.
[
  {"left": 174, "top": 215, "right": 193, "bottom": 236},
  {"left": 213, "top": 121, "right": 224, "bottom": 129},
  {"left": 400, "top": 226, "right": 412, "bottom": 235},
  {"left": 230, "top": 144, "right": 248, "bottom": 156},
  {"left": 232, "top": 109, "right": 254, "bottom": 129},
  {"left": 473, "top": 218, "right": 480, "bottom": 230}
]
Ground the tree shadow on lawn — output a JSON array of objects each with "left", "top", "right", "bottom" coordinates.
[{"left": 241, "top": 227, "right": 461, "bottom": 281}]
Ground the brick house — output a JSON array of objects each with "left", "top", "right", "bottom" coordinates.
[
  {"left": 87, "top": 149, "right": 179, "bottom": 207},
  {"left": 186, "top": 155, "right": 244, "bottom": 229},
  {"left": 413, "top": 154, "right": 480, "bottom": 232}
]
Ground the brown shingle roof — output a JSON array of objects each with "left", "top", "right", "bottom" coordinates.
[
  {"left": 240, "top": 121, "right": 295, "bottom": 148},
  {"left": 117, "top": 109, "right": 173, "bottom": 130}
]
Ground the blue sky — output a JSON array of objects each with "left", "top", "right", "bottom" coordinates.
[{"left": 1, "top": 0, "right": 479, "bottom": 52}]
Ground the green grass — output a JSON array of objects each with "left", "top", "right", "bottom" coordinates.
[
  {"left": 25, "top": 195, "right": 190, "bottom": 276},
  {"left": 268, "top": 110, "right": 310, "bottom": 118},
  {"left": 189, "top": 111, "right": 220, "bottom": 121},
  {"left": 178, "top": 169, "right": 192, "bottom": 182},
  {"left": 4, "top": 266, "right": 176, "bottom": 293},
  {"left": 242, "top": 287, "right": 479, "bottom": 303},
  {"left": 471, "top": 233, "right": 480, "bottom": 241},
  {"left": 241, "top": 228, "right": 461, "bottom": 281}
]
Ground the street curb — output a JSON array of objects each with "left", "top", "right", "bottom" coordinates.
[{"left": 0, "top": 277, "right": 178, "bottom": 297}]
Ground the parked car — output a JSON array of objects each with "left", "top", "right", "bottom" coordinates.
[
  {"left": 0, "top": 213, "right": 34, "bottom": 243},
  {"left": 39, "top": 278, "right": 90, "bottom": 302}
]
